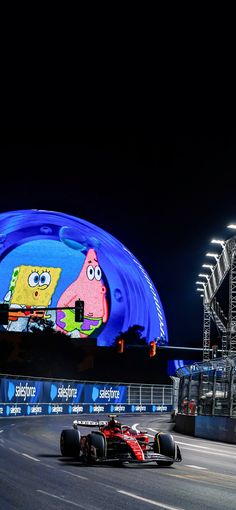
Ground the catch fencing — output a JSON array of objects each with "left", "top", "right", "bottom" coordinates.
[{"left": 176, "top": 356, "right": 236, "bottom": 417}]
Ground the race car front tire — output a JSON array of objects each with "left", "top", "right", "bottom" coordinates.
[
  {"left": 154, "top": 432, "right": 175, "bottom": 466},
  {"left": 84, "top": 432, "right": 106, "bottom": 463},
  {"left": 60, "top": 429, "right": 81, "bottom": 457}
]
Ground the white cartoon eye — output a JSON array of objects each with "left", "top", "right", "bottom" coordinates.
[
  {"left": 39, "top": 271, "right": 51, "bottom": 287},
  {"left": 87, "top": 265, "right": 95, "bottom": 280},
  {"left": 95, "top": 265, "right": 102, "bottom": 281},
  {"left": 28, "top": 272, "right": 40, "bottom": 287}
]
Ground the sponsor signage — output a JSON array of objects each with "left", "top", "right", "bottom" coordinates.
[
  {"left": 89, "top": 404, "right": 105, "bottom": 413},
  {"left": 0, "top": 378, "right": 43, "bottom": 404},
  {"left": 27, "top": 405, "right": 43, "bottom": 415},
  {"left": 131, "top": 405, "right": 147, "bottom": 412},
  {"left": 68, "top": 404, "right": 84, "bottom": 414},
  {"left": 0, "top": 378, "right": 84, "bottom": 405},
  {"left": 0, "top": 404, "right": 49, "bottom": 417},
  {"left": 85, "top": 384, "right": 127, "bottom": 404},
  {"left": 110, "top": 404, "right": 126, "bottom": 413},
  {"left": 152, "top": 405, "right": 169, "bottom": 412},
  {"left": 0, "top": 376, "right": 172, "bottom": 417},
  {"left": 44, "top": 382, "right": 84, "bottom": 403},
  {"left": 6, "top": 405, "right": 22, "bottom": 416},
  {"left": 47, "top": 404, "right": 64, "bottom": 414}
]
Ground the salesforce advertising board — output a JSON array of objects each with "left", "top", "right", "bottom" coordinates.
[
  {"left": 0, "top": 378, "right": 126, "bottom": 416},
  {"left": 0, "top": 377, "right": 172, "bottom": 416},
  {"left": 0, "top": 378, "right": 85, "bottom": 416},
  {"left": 85, "top": 384, "right": 127, "bottom": 413}
]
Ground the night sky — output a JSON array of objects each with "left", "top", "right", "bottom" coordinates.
[{"left": 1, "top": 136, "right": 236, "bottom": 348}]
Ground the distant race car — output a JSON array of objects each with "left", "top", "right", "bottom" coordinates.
[{"left": 60, "top": 415, "right": 182, "bottom": 466}]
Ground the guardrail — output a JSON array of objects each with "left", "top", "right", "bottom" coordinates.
[{"left": 0, "top": 373, "right": 173, "bottom": 417}]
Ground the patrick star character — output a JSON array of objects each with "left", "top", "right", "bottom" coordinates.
[{"left": 56, "top": 249, "right": 108, "bottom": 338}]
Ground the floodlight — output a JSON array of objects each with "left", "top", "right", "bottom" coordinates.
[
  {"left": 206, "top": 253, "right": 219, "bottom": 260},
  {"left": 211, "top": 239, "right": 225, "bottom": 246}
]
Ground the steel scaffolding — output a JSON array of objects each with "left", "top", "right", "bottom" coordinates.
[
  {"left": 228, "top": 246, "right": 236, "bottom": 353},
  {"left": 200, "top": 236, "right": 236, "bottom": 360},
  {"left": 203, "top": 303, "right": 211, "bottom": 361}
]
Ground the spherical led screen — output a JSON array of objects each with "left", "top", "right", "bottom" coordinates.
[{"left": 0, "top": 210, "right": 168, "bottom": 346}]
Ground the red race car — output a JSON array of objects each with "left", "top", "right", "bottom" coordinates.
[{"left": 60, "top": 415, "right": 182, "bottom": 466}]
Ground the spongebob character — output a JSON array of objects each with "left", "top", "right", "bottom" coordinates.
[{"left": 4, "top": 265, "right": 61, "bottom": 332}]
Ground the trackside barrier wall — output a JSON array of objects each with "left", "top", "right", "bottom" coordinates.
[
  {"left": 175, "top": 414, "right": 236, "bottom": 444},
  {"left": 0, "top": 374, "right": 172, "bottom": 417}
]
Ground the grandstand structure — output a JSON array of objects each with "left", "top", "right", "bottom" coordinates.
[{"left": 197, "top": 234, "right": 236, "bottom": 361}]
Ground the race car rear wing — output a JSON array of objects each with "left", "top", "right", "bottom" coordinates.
[
  {"left": 73, "top": 420, "right": 108, "bottom": 429},
  {"left": 73, "top": 414, "right": 121, "bottom": 429}
]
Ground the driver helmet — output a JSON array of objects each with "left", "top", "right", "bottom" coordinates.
[{"left": 108, "top": 418, "right": 121, "bottom": 431}]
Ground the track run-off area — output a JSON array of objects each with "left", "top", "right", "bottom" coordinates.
[{"left": 1, "top": 414, "right": 236, "bottom": 510}]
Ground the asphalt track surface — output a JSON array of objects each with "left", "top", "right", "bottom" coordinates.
[{"left": 1, "top": 414, "right": 236, "bottom": 510}]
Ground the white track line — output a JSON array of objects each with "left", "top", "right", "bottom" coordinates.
[
  {"left": 22, "top": 453, "right": 40, "bottom": 462},
  {"left": 9, "top": 447, "right": 21, "bottom": 454},
  {"left": 176, "top": 441, "right": 221, "bottom": 450},
  {"left": 62, "top": 470, "right": 88, "bottom": 480},
  {"left": 181, "top": 446, "right": 236, "bottom": 458},
  {"left": 117, "top": 490, "right": 185, "bottom": 510},
  {"left": 37, "top": 490, "right": 86, "bottom": 507},
  {"left": 148, "top": 431, "right": 236, "bottom": 456},
  {"left": 185, "top": 465, "right": 207, "bottom": 470}
]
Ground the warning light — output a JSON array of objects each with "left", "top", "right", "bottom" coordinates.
[
  {"left": 149, "top": 340, "right": 156, "bottom": 357},
  {"left": 117, "top": 338, "right": 124, "bottom": 353}
]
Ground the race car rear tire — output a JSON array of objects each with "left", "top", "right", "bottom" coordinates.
[
  {"left": 60, "top": 429, "right": 81, "bottom": 457},
  {"left": 84, "top": 432, "right": 106, "bottom": 463},
  {"left": 154, "top": 433, "right": 175, "bottom": 466}
]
